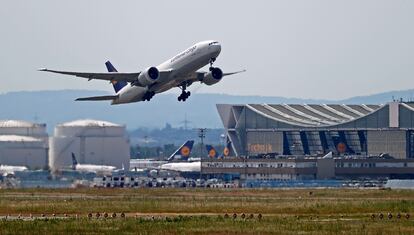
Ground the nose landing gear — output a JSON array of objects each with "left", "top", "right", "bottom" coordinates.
[{"left": 209, "top": 58, "right": 216, "bottom": 71}]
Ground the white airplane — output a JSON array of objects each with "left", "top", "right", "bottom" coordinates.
[
  {"left": 71, "top": 153, "right": 116, "bottom": 174},
  {"left": 39, "top": 40, "right": 245, "bottom": 104},
  {"left": 159, "top": 140, "right": 201, "bottom": 174},
  {"left": 160, "top": 161, "right": 201, "bottom": 173},
  {"left": 0, "top": 165, "right": 28, "bottom": 175}
]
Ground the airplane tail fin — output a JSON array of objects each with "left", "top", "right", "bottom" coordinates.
[
  {"left": 105, "top": 61, "right": 127, "bottom": 93},
  {"left": 71, "top": 152, "right": 78, "bottom": 170},
  {"left": 206, "top": 145, "right": 218, "bottom": 158},
  {"left": 222, "top": 140, "right": 232, "bottom": 157},
  {"left": 168, "top": 140, "right": 194, "bottom": 161}
]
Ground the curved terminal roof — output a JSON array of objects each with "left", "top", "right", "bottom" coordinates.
[
  {"left": 246, "top": 104, "right": 383, "bottom": 127},
  {"left": 59, "top": 119, "right": 121, "bottom": 127},
  {"left": 0, "top": 135, "right": 42, "bottom": 142},
  {"left": 0, "top": 120, "right": 40, "bottom": 128}
]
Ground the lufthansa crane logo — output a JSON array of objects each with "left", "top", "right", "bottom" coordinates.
[
  {"left": 223, "top": 147, "right": 230, "bottom": 157},
  {"left": 337, "top": 142, "right": 346, "bottom": 153},
  {"left": 180, "top": 146, "right": 191, "bottom": 157},
  {"left": 208, "top": 149, "right": 216, "bottom": 158}
]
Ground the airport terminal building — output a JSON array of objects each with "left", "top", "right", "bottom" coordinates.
[{"left": 217, "top": 102, "right": 414, "bottom": 159}]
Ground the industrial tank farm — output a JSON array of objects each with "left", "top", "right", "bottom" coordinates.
[
  {"left": 49, "top": 119, "right": 130, "bottom": 171},
  {"left": 0, "top": 120, "right": 48, "bottom": 169}
]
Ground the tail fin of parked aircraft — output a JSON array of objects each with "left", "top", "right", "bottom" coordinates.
[
  {"left": 223, "top": 139, "right": 232, "bottom": 157},
  {"left": 168, "top": 140, "right": 195, "bottom": 161},
  {"left": 71, "top": 153, "right": 78, "bottom": 170},
  {"left": 206, "top": 145, "right": 218, "bottom": 158},
  {"left": 105, "top": 61, "right": 127, "bottom": 93}
]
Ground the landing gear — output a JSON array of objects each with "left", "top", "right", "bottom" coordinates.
[
  {"left": 178, "top": 91, "right": 191, "bottom": 102},
  {"left": 143, "top": 91, "right": 155, "bottom": 101},
  {"left": 177, "top": 84, "right": 191, "bottom": 102},
  {"left": 209, "top": 57, "right": 216, "bottom": 71}
]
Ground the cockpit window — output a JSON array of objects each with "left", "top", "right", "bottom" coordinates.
[{"left": 208, "top": 41, "right": 219, "bottom": 46}]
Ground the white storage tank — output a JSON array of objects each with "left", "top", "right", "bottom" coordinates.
[
  {"left": 0, "top": 135, "right": 48, "bottom": 169},
  {"left": 0, "top": 120, "right": 49, "bottom": 169},
  {"left": 0, "top": 120, "right": 48, "bottom": 141},
  {"left": 50, "top": 119, "right": 130, "bottom": 171}
]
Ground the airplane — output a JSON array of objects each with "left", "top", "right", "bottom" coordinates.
[
  {"left": 131, "top": 140, "right": 195, "bottom": 174},
  {"left": 39, "top": 40, "right": 245, "bottom": 104},
  {"left": 71, "top": 153, "right": 116, "bottom": 174},
  {"left": 0, "top": 165, "right": 28, "bottom": 176},
  {"left": 148, "top": 140, "right": 201, "bottom": 177}
]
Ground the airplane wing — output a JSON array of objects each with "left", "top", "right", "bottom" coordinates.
[
  {"left": 38, "top": 68, "right": 140, "bottom": 83},
  {"left": 75, "top": 95, "right": 119, "bottom": 101},
  {"left": 189, "top": 69, "right": 246, "bottom": 81},
  {"left": 223, "top": 70, "right": 246, "bottom": 76}
]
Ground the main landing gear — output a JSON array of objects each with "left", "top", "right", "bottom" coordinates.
[
  {"left": 177, "top": 84, "right": 191, "bottom": 102},
  {"left": 143, "top": 91, "right": 155, "bottom": 101}
]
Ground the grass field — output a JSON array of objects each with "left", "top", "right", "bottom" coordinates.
[{"left": 0, "top": 188, "right": 414, "bottom": 234}]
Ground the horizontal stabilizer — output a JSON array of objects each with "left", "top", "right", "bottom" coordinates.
[{"left": 75, "top": 95, "right": 118, "bottom": 101}]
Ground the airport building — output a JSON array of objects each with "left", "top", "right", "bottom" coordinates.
[
  {"left": 217, "top": 102, "right": 414, "bottom": 159},
  {"left": 0, "top": 120, "right": 49, "bottom": 169},
  {"left": 201, "top": 157, "right": 414, "bottom": 181},
  {"left": 49, "top": 119, "right": 130, "bottom": 171}
]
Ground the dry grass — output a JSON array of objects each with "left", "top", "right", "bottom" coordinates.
[{"left": 0, "top": 188, "right": 413, "bottom": 234}]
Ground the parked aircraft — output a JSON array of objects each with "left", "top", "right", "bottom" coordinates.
[
  {"left": 71, "top": 153, "right": 116, "bottom": 174},
  {"left": 146, "top": 140, "right": 201, "bottom": 177},
  {"left": 0, "top": 165, "right": 28, "bottom": 176}
]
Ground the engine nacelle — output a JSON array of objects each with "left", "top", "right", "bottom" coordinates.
[
  {"left": 137, "top": 67, "right": 159, "bottom": 86},
  {"left": 202, "top": 67, "right": 223, "bottom": 86}
]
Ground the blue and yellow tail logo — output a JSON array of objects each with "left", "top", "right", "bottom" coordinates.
[
  {"left": 223, "top": 147, "right": 230, "bottom": 157},
  {"left": 206, "top": 145, "right": 218, "bottom": 158},
  {"left": 180, "top": 146, "right": 191, "bottom": 157},
  {"left": 208, "top": 149, "right": 217, "bottom": 158}
]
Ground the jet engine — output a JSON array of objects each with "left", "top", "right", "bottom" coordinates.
[
  {"left": 149, "top": 169, "right": 158, "bottom": 178},
  {"left": 137, "top": 67, "right": 159, "bottom": 86},
  {"left": 202, "top": 67, "right": 223, "bottom": 86}
]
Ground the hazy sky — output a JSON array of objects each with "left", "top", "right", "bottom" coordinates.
[{"left": 1, "top": 0, "right": 414, "bottom": 100}]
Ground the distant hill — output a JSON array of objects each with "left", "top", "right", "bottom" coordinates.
[{"left": 0, "top": 89, "right": 413, "bottom": 132}]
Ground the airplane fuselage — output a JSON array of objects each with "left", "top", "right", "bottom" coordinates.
[
  {"left": 74, "top": 164, "right": 116, "bottom": 174},
  {"left": 112, "top": 40, "right": 221, "bottom": 104},
  {"left": 0, "top": 165, "right": 28, "bottom": 174},
  {"left": 160, "top": 161, "right": 201, "bottom": 173}
]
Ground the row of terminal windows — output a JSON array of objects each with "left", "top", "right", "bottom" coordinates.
[
  {"left": 336, "top": 162, "right": 409, "bottom": 168},
  {"left": 336, "top": 163, "right": 376, "bottom": 168}
]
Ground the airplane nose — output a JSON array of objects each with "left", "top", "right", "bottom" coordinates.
[
  {"left": 215, "top": 44, "right": 221, "bottom": 53},
  {"left": 211, "top": 44, "right": 221, "bottom": 56}
]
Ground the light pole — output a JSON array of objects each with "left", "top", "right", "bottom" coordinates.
[
  {"left": 197, "top": 128, "right": 207, "bottom": 181},
  {"left": 198, "top": 128, "right": 207, "bottom": 157}
]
